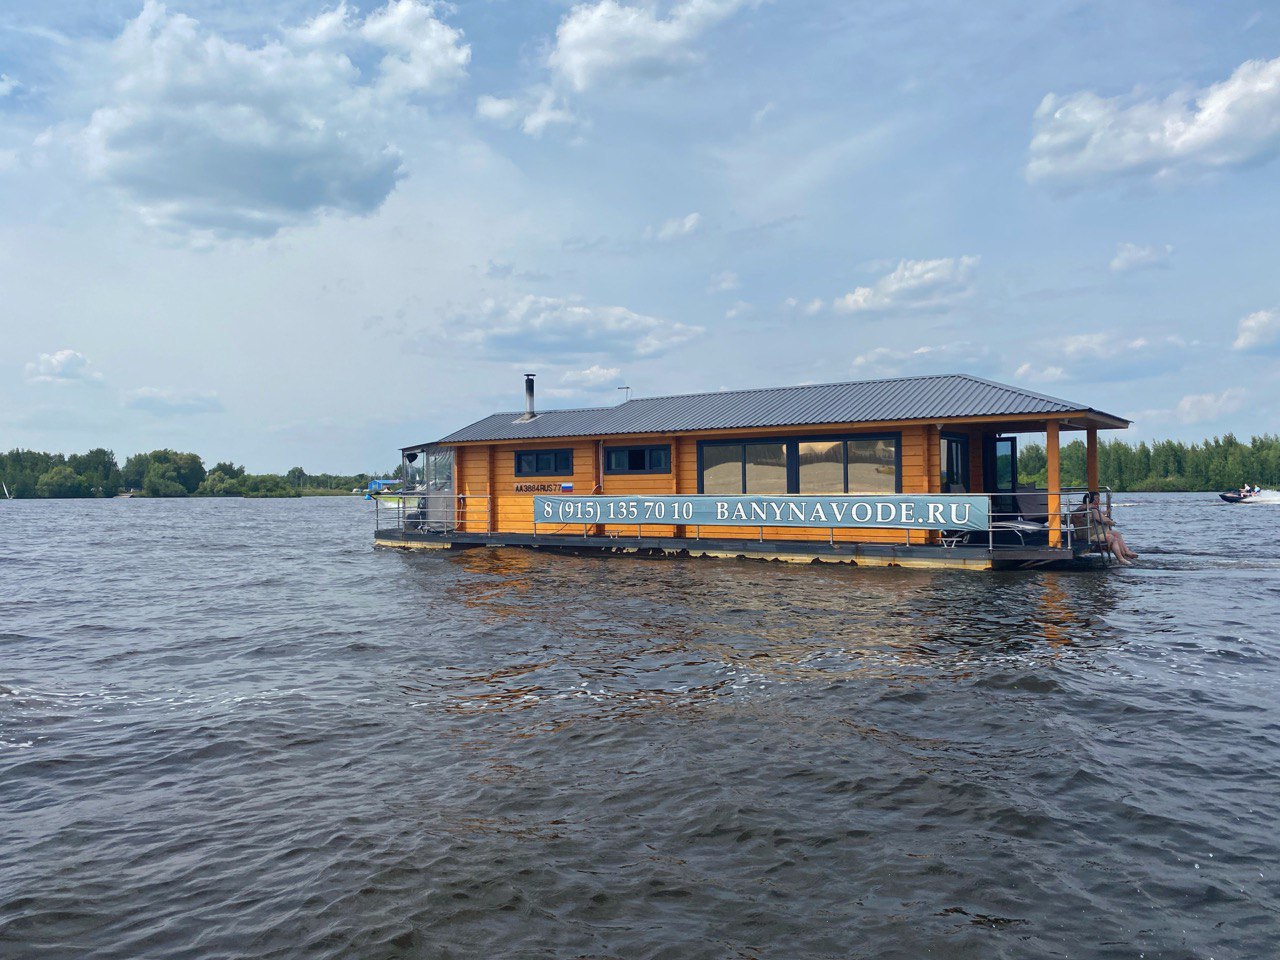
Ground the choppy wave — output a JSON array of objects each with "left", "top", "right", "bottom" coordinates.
[{"left": 1, "top": 494, "right": 1278, "bottom": 959}]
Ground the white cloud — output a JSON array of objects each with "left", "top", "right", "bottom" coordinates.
[
  {"left": 124, "top": 387, "right": 223, "bottom": 415},
  {"left": 476, "top": 88, "right": 577, "bottom": 137},
  {"left": 560, "top": 364, "right": 621, "bottom": 386},
  {"left": 79, "top": 0, "right": 469, "bottom": 239},
  {"left": 1035, "top": 332, "right": 1192, "bottom": 383},
  {"left": 1014, "top": 362, "right": 1066, "bottom": 383},
  {"left": 850, "top": 341, "right": 992, "bottom": 377},
  {"left": 550, "top": 0, "right": 750, "bottom": 93},
  {"left": 832, "top": 256, "right": 979, "bottom": 314},
  {"left": 448, "top": 293, "right": 703, "bottom": 357},
  {"left": 750, "top": 101, "right": 775, "bottom": 128},
  {"left": 1054, "top": 332, "right": 1186, "bottom": 361},
  {"left": 521, "top": 89, "right": 577, "bottom": 137},
  {"left": 0, "top": 74, "right": 19, "bottom": 97},
  {"left": 646, "top": 211, "right": 701, "bottom": 241},
  {"left": 1173, "top": 387, "right": 1245, "bottom": 424},
  {"left": 25, "top": 349, "right": 104, "bottom": 384},
  {"left": 354, "top": 0, "right": 471, "bottom": 97},
  {"left": 1110, "top": 242, "right": 1172, "bottom": 273},
  {"left": 724, "top": 300, "right": 750, "bottom": 319},
  {"left": 708, "top": 270, "right": 738, "bottom": 293},
  {"left": 1232, "top": 309, "right": 1280, "bottom": 351},
  {"left": 1028, "top": 56, "right": 1280, "bottom": 187},
  {"left": 476, "top": 95, "right": 520, "bottom": 124},
  {"left": 783, "top": 297, "right": 825, "bottom": 315}
]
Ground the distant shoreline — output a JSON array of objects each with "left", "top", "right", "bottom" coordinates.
[{"left": 2, "top": 447, "right": 393, "bottom": 500}]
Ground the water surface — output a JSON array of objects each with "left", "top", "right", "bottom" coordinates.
[{"left": 2, "top": 494, "right": 1277, "bottom": 958}]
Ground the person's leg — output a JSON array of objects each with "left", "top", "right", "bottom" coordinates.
[{"left": 1113, "top": 531, "right": 1137, "bottom": 561}]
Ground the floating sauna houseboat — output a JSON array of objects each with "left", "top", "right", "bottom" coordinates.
[{"left": 376, "top": 374, "right": 1130, "bottom": 570}]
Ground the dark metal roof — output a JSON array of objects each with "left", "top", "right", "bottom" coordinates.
[{"left": 422, "top": 374, "right": 1129, "bottom": 446}]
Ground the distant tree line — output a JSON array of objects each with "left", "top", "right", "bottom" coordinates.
[
  {"left": 0, "top": 448, "right": 386, "bottom": 499},
  {"left": 1020, "top": 434, "right": 1280, "bottom": 492}
]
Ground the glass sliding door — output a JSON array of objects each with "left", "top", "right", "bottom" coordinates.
[
  {"left": 983, "top": 435, "right": 1018, "bottom": 517},
  {"left": 940, "top": 434, "right": 970, "bottom": 492}
]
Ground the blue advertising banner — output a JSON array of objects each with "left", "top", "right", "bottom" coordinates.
[{"left": 534, "top": 495, "right": 990, "bottom": 531}]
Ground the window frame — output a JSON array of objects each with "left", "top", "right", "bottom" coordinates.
[
  {"left": 514, "top": 448, "right": 574, "bottom": 477},
  {"left": 603, "top": 443, "right": 672, "bottom": 475},
  {"left": 696, "top": 433, "right": 902, "bottom": 495}
]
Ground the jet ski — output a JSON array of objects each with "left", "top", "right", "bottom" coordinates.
[{"left": 1221, "top": 489, "right": 1262, "bottom": 503}]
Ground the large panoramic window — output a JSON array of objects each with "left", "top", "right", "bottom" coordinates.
[
  {"left": 846, "top": 439, "right": 897, "bottom": 493},
  {"left": 514, "top": 449, "right": 573, "bottom": 477},
  {"left": 797, "top": 441, "right": 844, "bottom": 493},
  {"left": 745, "top": 443, "right": 787, "bottom": 493},
  {"left": 700, "top": 436, "right": 899, "bottom": 495},
  {"left": 604, "top": 445, "right": 671, "bottom": 474},
  {"left": 701, "top": 443, "right": 744, "bottom": 494}
]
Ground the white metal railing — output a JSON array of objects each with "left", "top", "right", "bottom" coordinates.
[
  {"left": 379, "top": 488, "right": 1117, "bottom": 556},
  {"left": 374, "top": 492, "right": 490, "bottom": 535}
]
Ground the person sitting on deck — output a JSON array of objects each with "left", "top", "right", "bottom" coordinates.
[{"left": 1072, "top": 492, "right": 1138, "bottom": 565}]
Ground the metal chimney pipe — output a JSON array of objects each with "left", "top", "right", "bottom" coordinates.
[{"left": 524, "top": 373, "right": 536, "bottom": 418}]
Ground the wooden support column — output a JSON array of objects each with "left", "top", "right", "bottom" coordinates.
[
  {"left": 1086, "top": 426, "right": 1099, "bottom": 494},
  {"left": 671, "top": 436, "right": 685, "bottom": 539},
  {"left": 968, "top": 428, "right": 983, "bottom": 493},
  {"left": 485, "top": 445, "right": 494, "bottom": 533},
  {"left": 591, "top": 440, "right": 604, "bottom": 537},
  {"left": 1046, "top": 421, "right": 1061, "bottom": 548},
  {"left": 927, "top": 425, "right": 941, "bottom": 493}
]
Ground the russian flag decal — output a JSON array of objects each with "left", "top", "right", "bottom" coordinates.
[{"left": 560, "top": 482, "right": 574, "bottom": 492}]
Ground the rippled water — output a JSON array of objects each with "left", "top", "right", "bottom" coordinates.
[{"left": 2, "top": 494, "right": 1278, "bottom": 958}]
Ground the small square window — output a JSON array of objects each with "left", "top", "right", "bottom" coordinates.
[
  {"left": 515, "top": 448, "right": 573, "bottom": 476},
  {"left": 603, "top": 444, "right": 671, "bottom": 475}
]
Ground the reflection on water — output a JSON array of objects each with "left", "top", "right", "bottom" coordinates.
[
  {"left": 2, "top": 495, "right": 1278, "bottom": 960},
  {"left": 430, "top": 552, "right": 1125, "bottom": 732}
]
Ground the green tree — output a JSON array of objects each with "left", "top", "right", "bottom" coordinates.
[
  {"left": 36, "top": 464, "right": 92, "bottom": 498},
  {"left": 195, "top": 470, "right": 245, "bottom": 496},
  {"left": 212, "top": 461, "right": 245, "bottom": 479},
  {"left": 121, "top": 452, "right": 151, "bottom": 491},
  {"left": 173, "top": 453, "right": 206, "bottom": 493},
  {"left": 143, "top": 461, "right": 188, "bottom": 497},
  {"left": 123, "top": 450, "right": 205, "bottom": 494},
  {"left": 68, "top": 448, "right": 122, "bottom": 497},
  {"left": 240, "top": 474, "right": 299, "bottom": 497}
]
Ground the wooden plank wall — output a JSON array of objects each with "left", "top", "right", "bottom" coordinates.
[{"left": 454, "top": 424, "right": 939, "bottom": 544}]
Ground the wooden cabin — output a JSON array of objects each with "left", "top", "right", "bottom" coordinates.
[{"left": 377, "top": 374, "right": 1130, "bottom": 570}]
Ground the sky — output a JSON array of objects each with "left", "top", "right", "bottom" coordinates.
[{"left": 2, "top": 0, "right": 1280, "bottom": 473}]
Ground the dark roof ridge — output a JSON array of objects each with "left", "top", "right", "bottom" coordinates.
[{"left": 482, "top": 403, "right": 619, "bottom": 418}]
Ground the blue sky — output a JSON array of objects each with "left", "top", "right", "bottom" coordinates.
[{"left": 2, "top": 0, "right": 1279, "bottom": 472}]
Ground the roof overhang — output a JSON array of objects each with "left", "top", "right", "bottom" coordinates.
[{"left": 416, "top": 408, "right": 1131, "bottom": 448}]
